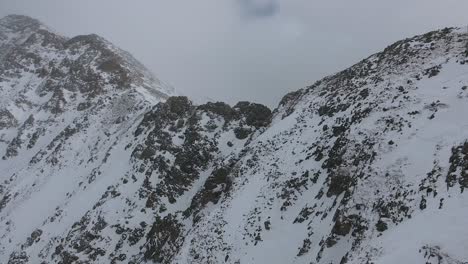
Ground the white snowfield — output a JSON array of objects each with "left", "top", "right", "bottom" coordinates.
[{"left": 0, "top": 15, "right": 468, "bottom": 264}]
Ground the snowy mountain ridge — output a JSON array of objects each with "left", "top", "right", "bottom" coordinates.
[{"left": 1, "top": 15, "right": 468, "bottom": 264}]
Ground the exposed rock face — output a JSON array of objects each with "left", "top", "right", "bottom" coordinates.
[{"left": 1, "top": 15, "right": 468, "bottom": 264}]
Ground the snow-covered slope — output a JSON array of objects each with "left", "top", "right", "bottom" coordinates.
[
  {"left": 161, "top": 28, "right": 468, "bottom": 264},
  {"left": 1, "top": 15, "right": 468, "bottom": 264},
  {"left": 0, "top": 14, "right": 177, "bottom": 263},
  {"left": 197, "top": 27, "right": 468, "bottom": 264}
]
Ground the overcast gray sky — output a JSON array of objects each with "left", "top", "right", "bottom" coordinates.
[{"left": 1, "top": 0, "right": 468, "bottom": 107}]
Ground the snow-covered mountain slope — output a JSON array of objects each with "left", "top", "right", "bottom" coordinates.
[
  {"left": 1, "top": 15, "right": 468, "bottom": 264},
  {"left": 0, "top": 14, "right": 178, "bottom": 263},
  {"left": 162, "top": 28, "right": 468, "bottom": 264}
]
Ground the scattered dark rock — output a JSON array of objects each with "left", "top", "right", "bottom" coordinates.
[
  {"left": 327, "top": 169, "right": 353, "bottom": 197},
  {"left": 375, "top": 220, "right": 388, "bottom": 232},
  {"left": 297, "top": 239, "right": 311, "bottom": 256},
  {"left": 0, "top": 109, "right": 17, "bottom": 129},
  {"left": 234, "top": 127, "right": 251, "bottom": 140},
  {"left": 234, "top": 101, "right": 272, "bottom": 128},
  {"left": 144, "top": 214, "right": 183, "bottom": 264}
]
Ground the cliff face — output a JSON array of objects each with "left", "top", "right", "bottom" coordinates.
[{"left": 1, "top": 15, "right": 468, "bottom": 264}]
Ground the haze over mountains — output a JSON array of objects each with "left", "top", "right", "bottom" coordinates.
[{"left": 0, "top": 14, "right": 468, "bottom": 264}]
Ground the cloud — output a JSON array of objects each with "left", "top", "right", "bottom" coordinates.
[
  {"left": 2, "top": 0, "right": 468, "bottom": 107},
  {"left": 237, "top": 0, "right": 279, "bottom": 19}
]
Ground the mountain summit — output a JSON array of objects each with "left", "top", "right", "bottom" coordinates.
[{"left": 1, "top": 15, "right": 468, "bottom": 264}]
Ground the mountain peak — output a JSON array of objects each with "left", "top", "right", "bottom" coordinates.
[
  {"left": 0, "top": 14, "right": 44, "bottom": 32},
  {"left": 0, "top": 14, "right": 174, "bottom": 99}
]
